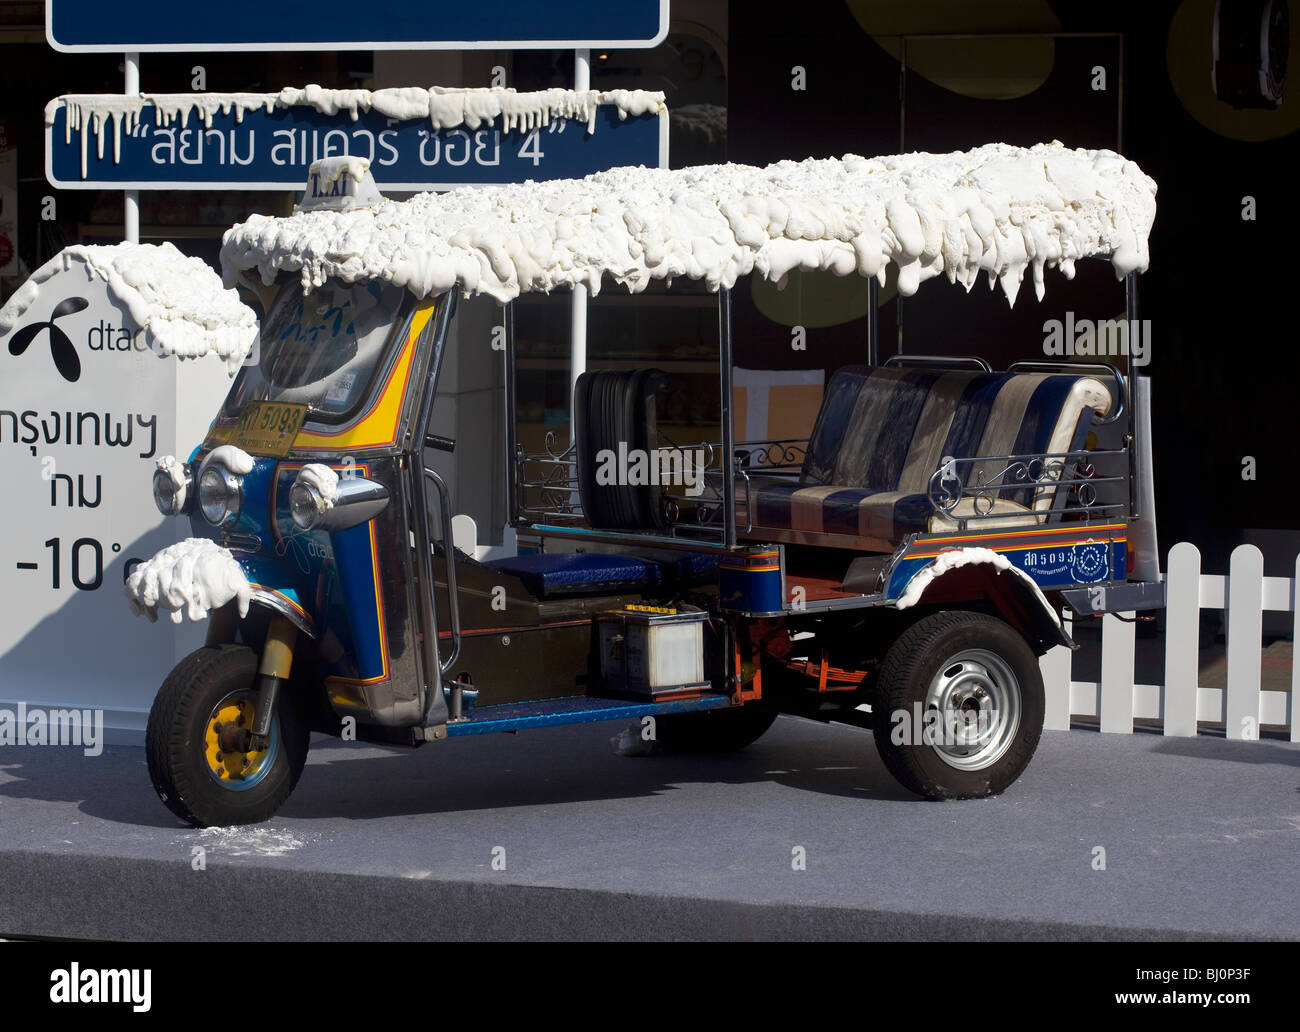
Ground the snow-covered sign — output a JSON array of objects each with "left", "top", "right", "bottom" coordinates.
[
  {"left": 45, "top": 88, "right": 668, "bottom": 191},
  {"left": 47, "top": 0, "right": 667, "bottom": 51},
  {"left": 0, "top": 245, "right": 243, "bottom": 735},
  {"left": 221, "top": 141, "right": 1158, "bottom": 308}
]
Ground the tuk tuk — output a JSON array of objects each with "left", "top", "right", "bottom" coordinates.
[{"left": 128, "top": 143, "right": 1159, "bottom": 827}]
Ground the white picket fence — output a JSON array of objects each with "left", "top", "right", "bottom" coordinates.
[{"left": 1039, "top": 543, "right": 1298, "bottom": 741}]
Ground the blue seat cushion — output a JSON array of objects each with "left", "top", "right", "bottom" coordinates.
[
  {"left": 745, "top": 477, "right": 934, "bottom": 545},
  {"left": 485, "top": 553, "right": 664, "bottom": 598},
  {"left": 484, "top": 550, "right": 721, "bottom": 600}
]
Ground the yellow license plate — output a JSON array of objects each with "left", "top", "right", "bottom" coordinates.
[{"left": 230, "top": 402, "right": 308, "bottom": 457}]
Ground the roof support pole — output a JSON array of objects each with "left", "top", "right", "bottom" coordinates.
[
  {"left": 124, "top": 52, "right": 140, "bottom": 244},
  {"left": 867, "top": 276, "right": 879, "bottom": 365},
  {"left": 719, "top": 288, "right": 736, "bottom": 549},
  {"left": 1125, "top": 271, "right": 1141, "bottom": 521},
  {"left": 569, "top": 48, "right": 591, "bottom": 445}
]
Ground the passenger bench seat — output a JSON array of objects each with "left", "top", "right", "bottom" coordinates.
[{"left": 739, "top": 365, "right": 1111, "bottom": 551}]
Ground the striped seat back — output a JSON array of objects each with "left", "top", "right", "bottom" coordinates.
[{"left": 802, "top": 365, "right": 1110, "bottom": 510}]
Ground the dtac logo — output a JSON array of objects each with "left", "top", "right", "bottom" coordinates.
[{"left": 8, "top": 296, "right": 88, "bottom": 383}]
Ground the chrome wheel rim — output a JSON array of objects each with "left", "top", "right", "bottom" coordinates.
[{"left": 923, "top": 649, "right": 1021, "bottom": 771}]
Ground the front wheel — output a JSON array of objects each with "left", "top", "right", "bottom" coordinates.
[
  {"left": 872, "top": 611, "right": 1044, "bottom": 799},
  {"left": 146, "top": 644, "right": 310, "bottom": 827}
]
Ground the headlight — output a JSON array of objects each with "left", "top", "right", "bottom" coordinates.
[
  {"left": 289, "top": 466, "right": 388, "bottom": 532},
  {"left": 153, "top": 468, "right": 183, "bottom": 515},
  {"left": 198, "top": 464, "right": 243, "bottom": 527},
  {"left": 289, "top": 480, "right": 325, "bottom": 530}
]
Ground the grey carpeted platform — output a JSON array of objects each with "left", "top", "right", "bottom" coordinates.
[{"left": 1, "top": 717, "right": 1297, "bottom": 940}]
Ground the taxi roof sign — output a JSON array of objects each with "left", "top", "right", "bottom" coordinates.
[{"left": 297, "top": 157, "right": 384, "bottom": 213}]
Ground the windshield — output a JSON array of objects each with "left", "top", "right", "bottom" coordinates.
[{"left": 223, "top": 278, "right": 410, "bottom": 423}]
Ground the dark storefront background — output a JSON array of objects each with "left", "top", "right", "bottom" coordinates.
[
  {"left": 1, "top": 0, "right": 1295, "bottom": 569},
  {"left": 725, "top": 0, "right": 1299, "bottom": 572}
]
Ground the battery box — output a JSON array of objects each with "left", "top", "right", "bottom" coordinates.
[{"left": 595, "top": 605, "right": 710, "bottom": 699}]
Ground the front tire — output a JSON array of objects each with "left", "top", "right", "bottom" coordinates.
[
  {"left": 872, "top": 611, "right": 1044, "bottom": 799},
  {"left": 146, "top": 644, "right": 310, "bottom": 827}
]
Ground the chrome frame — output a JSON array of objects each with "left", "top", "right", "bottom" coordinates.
[
  {"left": 423, "top": 466, "right": 462, "bottom": 674},
  {"left": 402, "top": 292, "right": 458, "bottom": 728},
  {"left": 499, "top": 261, "right": 1148, "bottom": 588}
]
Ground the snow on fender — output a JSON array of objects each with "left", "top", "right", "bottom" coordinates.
[
  {"left": 126, "top": 537, "right": 252, "bottom": 624},
  {"left": 893, "top": 546, "right": 1061, "bottom": 628}
]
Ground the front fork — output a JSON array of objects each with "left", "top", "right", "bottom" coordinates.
[{"left": 207, "top": 609, "right": 298, "bottom": 749}]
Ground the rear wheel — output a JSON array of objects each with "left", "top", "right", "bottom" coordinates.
[
  {"left": 872, "top": 611, "right": 1043, "bottom": 799},
  {"left": 146, "top": 644, "right": 310, "bottom": 827}
]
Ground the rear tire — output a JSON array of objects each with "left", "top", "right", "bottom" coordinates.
[
  {"left": 146, "top": 644, "right": 310, "bottom": 827},
  {"left": 872, "top": 611, "right": 1043, "bottom": 799}
]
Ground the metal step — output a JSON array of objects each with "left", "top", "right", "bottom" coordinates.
[{"left": 444, "top": 692, "right": 733, "bottom": 736}]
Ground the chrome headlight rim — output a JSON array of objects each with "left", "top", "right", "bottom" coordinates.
[
  {"left": 197, "top": 461, "right": 244, "bottom": 528},
  {"left": 152, "top": 466, "right": 189, "bottom": 516},
  {"left": 289, "top": 480, "right": 325, "bottom": 531}
]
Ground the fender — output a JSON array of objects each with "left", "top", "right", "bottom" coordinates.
[
  {"left": 236, "top": 555, "right": 317, "bottom": 639},
  {"left": 890, "top": 547, "right": 1072, "bottom": 651}
]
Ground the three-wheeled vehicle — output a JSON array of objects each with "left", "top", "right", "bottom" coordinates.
[{"left": 130, "top": 146, "right": 1160, "bottom": 826}]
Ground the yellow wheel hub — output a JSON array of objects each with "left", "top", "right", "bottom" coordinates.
[{"left": 204, "top": 694, "right": 267, "bottom": 783}]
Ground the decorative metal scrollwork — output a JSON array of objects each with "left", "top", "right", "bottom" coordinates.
[{"left": 927, "top": 451, "right": 1109, "bottom": 520}]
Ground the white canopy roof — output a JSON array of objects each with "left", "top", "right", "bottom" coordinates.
[{"left": 221, "top": 140, "right": 1157, "bottom": 308}]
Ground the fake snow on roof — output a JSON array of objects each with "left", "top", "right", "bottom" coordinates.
[
  {"left": 0, "top": 243, "right": 258, "bottom": 374},
  {"left": 220, "top": 141, "right": 1157, "bottom": 308},
  {"left": 46, "top": 86, "right": 666, "bottom": 178}
]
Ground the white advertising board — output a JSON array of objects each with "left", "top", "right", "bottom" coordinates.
[{"left": 0, "top": 257, "right": 234, "bottom": 739}]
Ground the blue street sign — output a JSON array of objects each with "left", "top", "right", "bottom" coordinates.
[
  {"left": 47, "top": 0, "right": 668, "bottom": 52},
  {"left": 46, "top": 102, "right": 667, "bottom": 190}
]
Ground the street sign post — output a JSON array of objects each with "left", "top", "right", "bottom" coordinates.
[{"left": 48, "top": 0, "right": 668, "bottom": 52}]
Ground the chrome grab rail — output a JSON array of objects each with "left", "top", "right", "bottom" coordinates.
[
  {"left": 423, "top": 467, "right": 462, "bottom": 675},
  {"left": 884, "top": 354, "right": 993, "bottom": 372},
  {"left": 1005, "top": 360, "right": 1127, "bottom": 427}
]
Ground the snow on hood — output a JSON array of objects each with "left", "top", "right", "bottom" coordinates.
[
  {"left": 47, "top": 86, "right": 666, "bottom": 177},
  {"left": 0, "top": 243, "right": 258, "bottom": 375},
  {"left": 219, "top": 141, "right": 1156, "bottom": 307},
  {"left": 204, "top": 444, "right": 256, "bottom": 476}
]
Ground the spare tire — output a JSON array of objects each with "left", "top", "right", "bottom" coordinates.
[{"left": 575, "top": 369, "right": 670, "bottom": 529}]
